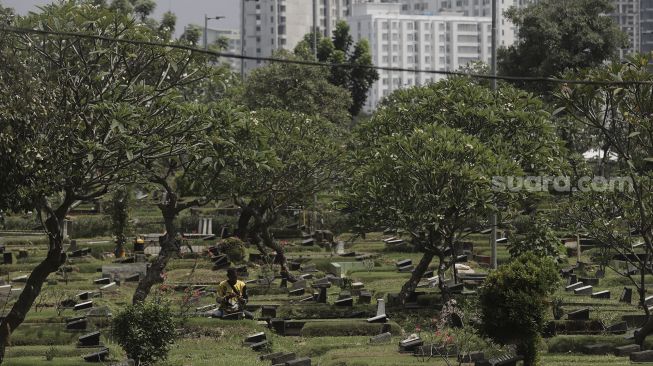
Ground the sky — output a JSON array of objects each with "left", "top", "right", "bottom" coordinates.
[{"left": 2, "top": 0, "right": 240, "bottom": 36}]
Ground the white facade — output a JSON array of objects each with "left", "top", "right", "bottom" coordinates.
[
  {"left": 611, "top": 0, "right": 640, "bottom": 57},
  {"left": 349, "top": 2, "right": 492, "bottom": 112},
  {"left": 197, "top": 27, "right": 242, "bottom": 71},
  {"left": 391, "top": 0, "right": 534, "bottom": 47},
  {"left": 243, "top": 0, "right": 355, "bottom": 72}
]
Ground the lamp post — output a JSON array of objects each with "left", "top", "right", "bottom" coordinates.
[
  {"left": 489, "top": 0, "right": 498, "bottom": 269},
  {"left": 204, "top": 14, "right": 225, "bottom": 51}
]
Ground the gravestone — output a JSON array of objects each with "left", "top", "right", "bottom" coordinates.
[
  {"left": 606, "top": 321, "right": 628, "bottom": 334},
  {"left": 74, "top": 301, "right": 93, "bottom": 311},
  {"left": 398, "top": 265, "right": 414, "bottom": 273},
  {"left": 270, "top": 352, "right": 296, "bottom": 364},
  {"left": 66, "top": 318, "right": 87, "bottom": 330},
  {"left": 2, "top": 252, "right": 12, "bottom": 265},
  {"left": 370, "top": 332, "right": 392, "bottom": 344},
  {"left": 396, "top": 259, "right": 412, "bottom": 268},
  {"left": 11, "top": 275, "right": 27, "bottom": 283},
  {"left": 574, "top": 285, "right": 593, "bottom": 295},
  {"left": 399, "top": 336, "right": 423, "bottom": 353},
  {"left": 582, "top": 344, "right": 612, "bottom": 355},
  {"left": 94, "top": 278, "right": 111, "bottom": 285},
  {"left": 596, "top": 268, "right": 605, "bottom": 278},
  {"left": 567, "top": 308, "right": 590, "bottom": 321},
  {"left": 292, "top": 280, "right": 307, "bottom": 290},
  {"left": 565, "top": 282, "right": 584, "bottom": 291},
  {"left": 124, "top": 273, "right": 140, "bottom": 282},
  {"left": 261, "top": 305, "right": 277, "bottom": 318},
  {"left": 336, "top": 241, "right": 345, "bottom": 255},
  {"left": 567, "top": 274, "right": 578, "bottom": 285},
  {"left": 82, "top": 347, "right": 109, "bottom": 362},
  {"left": 631, "top": 350, "right": 653, "bottom": 362},
  {"left": 286, "top": 357, "right": 311, "bottom": 366},
  {"left": 301, "top": 238, "right": 315, "bottom": 246},
  {"left": 367, "top": 314, "right": 387, "bottom": 323},
  {"left": 359, "top": 290, "right": 372, "bottom": 304},
  {"left": 289, "top": 261, "right": 301, "bottom": 271},
  {"left": 244, "top": 332, "right": 266, "bottom": 344},
  {"left": 620, "top": 287, "right": 633, "bottom": 304},
  {"left": 580, "top": 277, "right": 599, "bottom": 286},
  {"left": 78, "top": 331, "right": 101, "bottom": 347},
  {"left": 100, "top": 282, "right": 117, "bottom": 291},
  {"left": 102, "top": 263, "right": 147, "bottom": 279},
  {"left": 376, "top": 298, "right": 386, "bottom": 317},
  {"left": 317, "top": 287, "right": 328, "bottom": 304},
  {"left": 591, "top": 290, "right": 610, "bottom": 299},
  {"left": 17, "top": 249, "right": 28, "bottom": 259},
  {"left": 289, "top": 288, "right": 305, "bottom": 296},
  {"left": 249, "top": 340, "right": 270, "bottom": 352},
  {"left": 615, "top": 344, "right": 640, "bottom": 356},
  {"left": 335, "top": 297, "right": 353, "bottom": 306}
]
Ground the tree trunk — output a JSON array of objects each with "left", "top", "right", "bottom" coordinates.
[
  {"left": 132, "top": 200, "right": 179, "bottom": 304},
  {"left": 437, "top": 254, "right": 452, "bottom": 303},
  {"left": 0, "top": 216, "right": 66, "bottom": 363},
  {"left": 260, "top": 225, "right": 289, "bottom": 272},
  {"left": 234, "top": 207, "right": 253, "bottom": 241},
  {"left": 398, "top": 251, "right": 434, "bottom": 304}
]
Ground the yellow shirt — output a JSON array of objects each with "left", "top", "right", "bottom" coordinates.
[{"left": 216, "top": 280, "right": 247, "bottom": 311}]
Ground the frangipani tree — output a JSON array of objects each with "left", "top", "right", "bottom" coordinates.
[
  {"left": 348, "top": 124, "right": 519, "bottom": 302},
  {"left": 0, "top": 2, "right": 215, "bottom": 358}
]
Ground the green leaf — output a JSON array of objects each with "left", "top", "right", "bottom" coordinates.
[
  {"left": 126, "top": 150, "right": 134, "bottom": 161},
  {"left": 628, "top": 131, "right": 641, "bottom": 139}
]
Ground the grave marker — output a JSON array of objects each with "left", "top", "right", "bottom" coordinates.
[
  {"left": 370, "top": 332, "right": 392, "bottom": 344},
  {"left": 620, "top": 287, "right": 633, "bottom": 304},
  {"left": 78, "top": 331, "right": 101, "bottom": 347},
  {"left": 82, "top": 348, "right": 109, "bottom": 362},
  {"left": 335, "top": 297, "right": 353, "bottom": 306},
  {"left": 574, "top": 285, "right": 593, "bottom": 295},
  {"left": 565, "top": 282, "right": 584, "bottom": 291},
  {"left": 66, "top": 318, "right": 87, "bottom": 330},
  {"left": 615, "top": 344, "right": 640, "bottom": 356},
  {"left": 591, "top": 290, "right": 610, "bottom": 299},
  {"left": 631, "top": 350, "right": 653, "bottom": 363},
  {"left": 567, "top": 308, "right": 590, "bottom": 321},
  {"left": 74, "top": 301, "right": 93, "bottom": 311}
]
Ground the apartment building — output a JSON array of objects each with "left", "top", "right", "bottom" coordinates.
[
  {"left": 349, "top": 1, "right": 492, "bottom": 112},
  {"left": 242, "top": 0, "right": 354, "bottom": 72}
]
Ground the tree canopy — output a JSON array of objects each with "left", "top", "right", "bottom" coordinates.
[{"left": 498, "top": 0, "right": 627, "bottom": 94}]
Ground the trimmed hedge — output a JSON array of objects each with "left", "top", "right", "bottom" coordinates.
[
  {"left": 546, "top": 335, "right": 653, "bottom": 353},
  {"left": 300, "top": 320, "right": 401, "bottom": 337}
]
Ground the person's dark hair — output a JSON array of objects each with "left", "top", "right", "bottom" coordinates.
[{"left": 226, "top": 268, "right": 237, "bottom": 277}]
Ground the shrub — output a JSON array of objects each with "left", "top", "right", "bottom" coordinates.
[
  {"left": 478, "top": 252, "right": 559, "bottom": 366},
  {"left": 112, "top": 301, "right": 177, "bottom": 366},
  {"left": 507, "top": 215, "right": 564, "bottom": 259},
  {"left": 300, "top": 320, "right": 401, "bottom": 337},
  {"left": 217, "top": 237, "right": 246, "bottom": 263}
]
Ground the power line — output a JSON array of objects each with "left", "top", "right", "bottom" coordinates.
[{"left": 1, "top": 25, "right": 652, "bottom": 86}]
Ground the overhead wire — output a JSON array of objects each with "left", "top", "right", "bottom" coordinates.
[{"left": 0, "top": 25, "right": 652, "bottom": 86}]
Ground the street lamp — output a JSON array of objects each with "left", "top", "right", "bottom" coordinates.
[{"left": 204, "top": 14, "right": 226, "bottom": 51}]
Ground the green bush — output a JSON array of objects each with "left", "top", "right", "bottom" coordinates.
[
  {"left": 71, "top": 216, "right": 112, "bottom": 238},
  {"left": 300, "top": 320, "right": 401, "bottom": 337},
  {"left": 112, "top": 301, "right": 177, "bottom": 366},
  {"left": 217, "top": 237, "right": 246, "bottom": 263},
  {"left": 478, "top": 252, "right": 560, "bottom": 366},
  {"left": 507, "top": 215, "right": 564, "bottom": 259}
]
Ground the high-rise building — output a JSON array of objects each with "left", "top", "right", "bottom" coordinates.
[
  {"left": 642, "top": 0, "right": 653, "bottom": 53},
  {"left": 611, "top": 0, "right": 640, "bottom": 57},
  {"left": 242, "top": 0, "right": 354, "bottom": 72},
  {"left": 349, "top": 1, "right": 492, "bottom": 112}
]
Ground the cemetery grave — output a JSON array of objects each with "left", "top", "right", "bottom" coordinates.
[{"left": 0, "top": 199, "right": 652, "bottom": 366}]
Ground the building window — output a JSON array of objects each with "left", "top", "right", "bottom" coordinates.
[
  {"left": 382, "top": 33, "right": 389, "bottom": 40},
  {"left": 408, "top": 56, "right": 414, "bottom": 63},
  {"left": 382, "top": 56, "right": 389, "bottom": 62},
  {"left": 393, "top": 44, "right": 398, "bottom": 51},
  {"left": 382, "top": 45, "right": 389, "bottom": 52},
  {"left": 382, "top": 21, "right": 389, "bottom": 29},
  {"left": 392, "top": 56, "right": 398, "bottom": 62},
  {"left": 408, "top": 45, "right": 414, "bottom": 52}
]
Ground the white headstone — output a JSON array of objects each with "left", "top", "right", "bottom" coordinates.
[
  {"left": 100, "top": 282, "right": 117, "bottom": 291},
  {"left": 336, "top": 241, "right": 345, "bottom": 255},
  {"left": 376, "top": 298, "right": 385, "bottom": 317}
]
